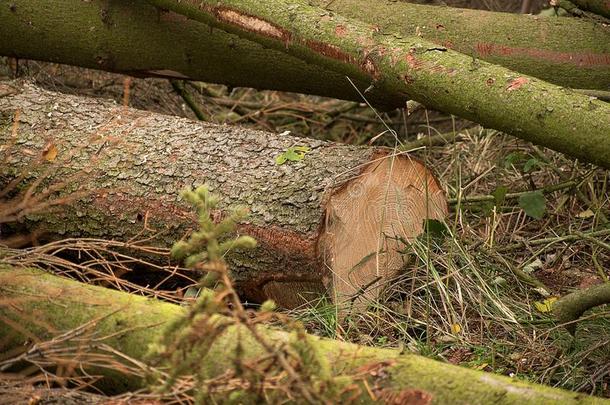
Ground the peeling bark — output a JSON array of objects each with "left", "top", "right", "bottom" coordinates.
[
  {"left": 0, "top": 80, "right": 446, "bottom": 308},
  {"left": 0, "top": 266, "right": 604, "bottom": 404}
]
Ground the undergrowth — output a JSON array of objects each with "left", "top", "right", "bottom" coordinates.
[{"left": 148, "top": 186, "right": 359, "bottom": 404}]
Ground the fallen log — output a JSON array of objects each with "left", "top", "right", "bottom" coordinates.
[
  {"left": 0, "top": 0, "right": 608, "bottom": 113},
  {"left": 0, "top": 265, "right": 604, "bottom": 404},
  {"left": 0, "top": 80, "right": 447, "bottom": 308}
]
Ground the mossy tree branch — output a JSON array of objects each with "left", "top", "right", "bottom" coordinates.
[
  {"left": 554, "top": 282, "right": 610, "bottom": 335},
  {"left": 0, "top": 266, "right": 605, "bottom": 404},
  {"left": 310, "top": 0, "right": 610, "bottom": 91},
  {"left": 1, "top": 0, "right": 609, "bottom": 112},
  {"left": 143, "top": 0, "right": 610, "bottom": 168}
]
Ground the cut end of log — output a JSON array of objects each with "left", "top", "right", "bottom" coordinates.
[
  {"left": 249, "top": 153, "right": 447, "bottom": 310},
  {"left": 321, "top": 153, "right": 447, "bottom": 309}
]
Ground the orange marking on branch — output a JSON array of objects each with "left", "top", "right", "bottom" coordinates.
[
  {"left": 406, "top": 51, "right": 423, "bottom": 69},
  {"left": 306, "top": 37, "right": 382, "bottom": 80},
  {"left": 305, "top": 39, "right": 352, "bottom": 62},
  {"left": 335, "top": 24, "right": 348, "bottom": 37},
  {"left": 507, "top": 77, "right": 529, "bottom": 91},
  {"left": 430, "top": 65, "right": 456, "bottom": 75},
  {"left": 474, "top": 43, "right": 610, "bottom": 67},
  {"left": 213, "top": 6, "right": 291, "bottom": 43}
]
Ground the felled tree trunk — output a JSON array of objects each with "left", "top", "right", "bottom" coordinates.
[
  {"left": 0, "top": 266, "right": 603, "bottom": 404},
  {"left": 0, "top": 80, "right": 447, "bottom": 308},
  {"left": 1, "top": 0, "right": 609, "bottom": 112}
]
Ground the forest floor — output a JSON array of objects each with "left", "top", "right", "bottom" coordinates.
[{"left": 1, "top": 0, "right": 608, "bottom": 400}]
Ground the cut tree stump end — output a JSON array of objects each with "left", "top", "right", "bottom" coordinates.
[{"left": 263, "top": 153, "right": 447, "bottom": 310}]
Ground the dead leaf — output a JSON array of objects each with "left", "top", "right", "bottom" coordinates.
[
  {"left": 42, "top": 142, "right": 58, "bottom": 161},
  {"left": 576, "top": 209, "right": 594, "bottom": 219},
  {"left": 534, "top": 297, "right": 558, "bottom": 313},
  {"left": 377, "top": 389, "right": 433, "bottom": 405}
]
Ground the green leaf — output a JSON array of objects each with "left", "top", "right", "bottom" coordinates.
[
  {"left": 492, "top": 185, "right": 508, "bottom": 207},
  {"left": 275, "top": 146, "right": 310, "bottom": 165},
  {"left": 519, "top": 191, "right": 546, "bottom": 219},
  {"left": 504, "top": 152, "right": 525, "bottom": 169},
  {"left": 523, "top": 158, "right": 541, "bottom": 173}
]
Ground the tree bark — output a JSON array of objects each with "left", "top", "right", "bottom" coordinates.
[
  {"left": 0, "top": 80, "right": 447, "bottom": 308},
  {"left": 141, "top": 0, "right": 610, "bottom": 169},
  {"left": 0, "top": 265, "right": 604, "bottom": 404},
  {"left": 0, "top": 0, "right": 609, "bottom": 112},
  {"left": 570, "top": 0, "right": 610, "bottom": 18}
]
